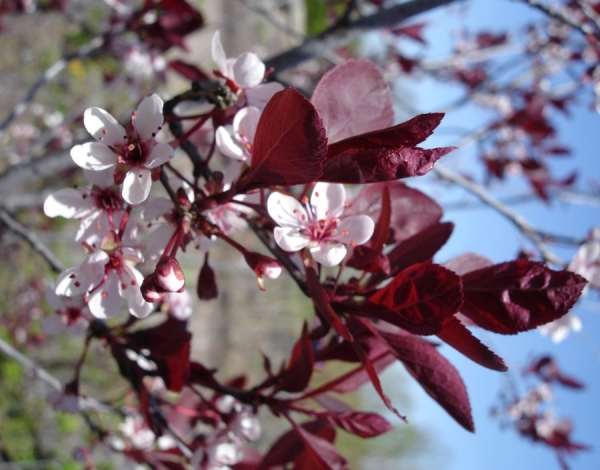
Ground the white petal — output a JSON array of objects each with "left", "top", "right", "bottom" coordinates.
[
  {"left": 211, "top": 30, "right": 228, "bottom": 75},
  {"left": 121, "top": 266, "right": 153, "bottom": 318},
  {"left": 267, "top": 192, "right": 305, "bottom": 228},
  {"left": 75, "top": 211, "right": 108, "bottom": 244},
  {"left": 274, "top": 226, "right": 309, "bottom": 252},
  {"left": 135, "top": 94, "right": 165, "bottom": 141},
  {"left": 84, "top": 106, "right": 125, "bottom": 146},
  {"left": 84, "top": 167, "right": 114, "bottom": 187},
  {"left": 311, "top": 242, "right": 347, "bottom": 267},
  {"left": 45, "top": 284, "right": 65, "bottom": 311},
  {"left": 88, "top": 272, "right": 122, "bottom": 319},
  {"left": 71, "top": 142, "right": 118, "bottom": 170},
  {"left": 234, "top": 106, "right": 261, "bottom": 144},
  {"left": 55, "top": 267, "right": 89, "bottom": 297},
  {"left": 215, "top": 126, "right": 246, "bottom": 160},
  {"left": 121, "top": 247, "right": 144, "bottom": 265},
  {"left": 44, "top": 188, "right": 93, "bottom": 219},
  {"left": 336, "top": 215, "right": 375, "bottom": 246},
  {"left": 40, "top": 315, "right": 66, "bottom": 335},
  {"left": 311, "top": 183, "right": 345, "bottom": 220},
  {"left": 122, "top": 168, "right": 152, "bottom": 205},
  {"left": 233, "top": 52, "right": 265, "bottom": 88},
  {"left": 145, "top": 224, "right": 176, "bottom": 260},
  {"left": 146, "top": 142, "right": 174, "bottom": 168},
  {"left": 246, "top": 82, "right": 285, "bottom": 110}
]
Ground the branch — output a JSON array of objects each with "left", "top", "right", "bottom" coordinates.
[
  {"left": 238, "top": 0, "right": 305, "bottom": 41},
  {"left": 0, "top": 209, "right": 64, "bottom": 273},
  {"left": 264, "top": 0, "right": 461, "bottom": 72},
  {"left": 516, "top": 0, "right": 600, "bottom": 39},
  {"left": 433, "top": 163, "right": 564, "bottom": 265}
]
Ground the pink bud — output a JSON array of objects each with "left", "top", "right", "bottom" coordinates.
[
  {"left": 244, "top": 252, "right": 282, "bottom": 290},
  {"left": 141, "top": 273, "right": 168, "bottom": 302},
  {"left": 155, "top": 256, "right": 186, "bottom": 292}
]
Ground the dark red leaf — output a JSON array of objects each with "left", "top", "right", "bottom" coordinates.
[
  {"left": 371, "top": 185, "right": 391, "bottom": 252},
  {"left": 460, "top": 260, "right": 587, "bottom": 334},
  {"left": 311, "top": 59, "right": 394, "bottom": 143},
  {"left": 168, "top": 60, "right": 210, "bottom": 81},
  {"left": 125, "top": 317, "right": 191, "bottom": 392},
  {"left": 274, "top": 323, "right": 314, "bottom": 393},
  {"left": 245, "top": 88, "right": 327, "bottom": 186},
  {"left": 321, "top": 113, "right": 454, "bottom": 184},
  {"left": 326, "top": 411, "right": 393, "bottom": 438},
  {"left": 391, "top": 23, "right": 428, "bottom": 44},
  {"left": 437, "top": 317, "right": 507, "bottom": 371},
  {"left": 306, "top": 265, "right": 353, "bottom": 341},
  {"left": 380, "top": 330, "right": 474, "bottom": 431},
  {"left": 290, "top": 419, "right": 347, "bottom": 470},
  {"left": 346, "top": 181, "right": 444, "bottom": 245},
  {"left": 367, "top": 262, "right": 463, "bottom": 335},
  {"left": 345, "top": 245, "right": 391, "bottom": 274}
]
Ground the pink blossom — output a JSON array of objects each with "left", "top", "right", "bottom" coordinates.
[
  {"left": 41, "top": 285, "right": 90, "bottom": 336},
  {"left": 70, "top": 94, "right": 174, "bottom": 205},
  {"left": 54, "top": 233, "right": 153, "bottom": 319},
  {"left": 568, "top": 229, "right": 600, "bottom": 291},
  {"left": 538, "top": 313, "right": 582, "bottom": 343},
  {"left": 215, "top": 106, "right": 260, "bottom": 162},
  {"left": 211, "top": 31, "right": 283, "bottom": 109},
  {"left": 47, "top": 389, "right": 80, "bottom": 414},
  {"left": 267, "top": 183, "right": 375, "bottom": 266}
]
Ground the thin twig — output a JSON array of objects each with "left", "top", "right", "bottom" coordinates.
[
  {"left": 433, "top": 163, "right": 564, "bottom": 266},
  {"left": 516, "top": 0, "right": 600, "bottom": 39},
  {"left": 0, "top": 209, "right": 64, "bottom": 273},
  {"left": 238, "top": 0, "right": 305, "bottom": 41}
]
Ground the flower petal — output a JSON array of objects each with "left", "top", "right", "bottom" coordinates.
[
  {"left": 215, "top": 126, "right": 245, "bottom": 160},
  {"left": 233, "top": 52, "right": 265, "bottom": 88},
  {"left": 44, "top": 188, "right": 93, "bottom": 219},
  {"left": 84, "top": 107, "right": 125, "bottom": 146},
  {"left": 274, "top": 226, "right": 309, "bottom": 252},
  {"left": 234, "top": 106, "right": 261, "bottom": 144},
  {"left": 141, "top": 197, "right": 173, "bottom": 221},
  {"left": 83, "top": 167, "right": 114, "bottom": 187},
  {"left": 146, "top": 142, "right": 174, "bottom": 168},
  {"left": 88, "top": 272, "right": 123, "bottom": 319},
  {"left": 122, "top": 168, "right": 152, "bottom": 205},
  {"left": 336, "top": 215, "right": 375, "bottom": 246},
  {"left": 135, "top": 94, "right": 165, "bottom": 141},
  {"left": 71, "top": 142, "right": 118, "bottom": 171},
  {"left": 311, "top": 182, "right": 345, "bottom": 220},
  {"left": 246, "top": 82, "right": 285, "bottom": 109},
  {"left": 211, "top": 30, "right": 228, "bottom": 75},
  {"left": 311, "top": 242, "right": 347, "bottom": 267},
  {"left": 121, "top": 266, "right": 153, "bottom": 318},
  {"left": 267, "top": 191, "right": 305, "bottom": 228}
]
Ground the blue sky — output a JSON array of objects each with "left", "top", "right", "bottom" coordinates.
[{"left": 366, "top": 1, "right": 600, "bottom": 469}]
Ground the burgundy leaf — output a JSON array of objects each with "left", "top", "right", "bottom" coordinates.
[
  {"left": 311, "top": 59, "right": 394, "bottom": 143},
  {"left": 367, "top": 262, "right": 463, "bottom": 335},
  {"left": 346, "top": 181, "right": 444, "bottom": 244},
  {"left": 326, "top": 411, "right": 393, "bottom": 438},
  {"left": 306, "top": 265, "right": 352, "bottom": 341},
  {"left": 258, "top": 420, "right": 336, "bottom": 469},
  {"left": 460, "top": 260, "right": 587, "bottom": 334},
  {"left": 371, "top": 184, "right": 391, "bottom": 252},
  {"left": 380, "top": 330, "right": 474, "bottom": 431},
  {"left": 245, "top": 88, "right": 327, "bottom": 186},
  {"left": 391, "top": 23, "right": 428, "bottom": 44},
  {"left": 437, "top": 317, "right": 507, "bottom": 371},
  {"left": 167, "top": 60, "right": 210, "bottom": 81},
  {"left": 274, "top": 323, "right": 314, "bottom": 393},
  {"left": 321, "top": 113, "right": 454, "bottom": 183},
  {"left": 290, "top": 419, "right": 347, "bottom": 470},
  {"left": 345, "top": 245, "right": 391, "bottom": 274},
  {"left": 124, "top": 317, "right": 191, "bottom": 392}
]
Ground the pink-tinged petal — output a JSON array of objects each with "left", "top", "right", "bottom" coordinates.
[
  {"left": 215, "top": 126, "right": 246, "bottom": 160},
  {"left": 222, "top": 160, "right": 244, "bottom": 186},
  {"left": 336, "top": 215, "right": 375, "bottom": 246},
  {"left": 311, "top": 182, "right": 346, "bottom": 220},
  {"left": 79, "top": 251, "right": 110, "bottom": 287},
  {"left": 142, "top": 197, "right": 173, "bottom": 221},
  {"left": 122, "top": 168, "right": 152, "bottom": 205},
  {"left": 146, "top": 142, "right": 174, "bottom": 168},
  {"left": 274, "top": 226, "right": 310, "bottom": 252},
  {"left": 135, "top": 94, "right": 165, "bottom": 141},
  {"left": 246, "top": 82, "right": 285, "bottom": 109},
  {"left": 233, "top": 52, "right": 265, "bottom": 88},
  {"left": 311, "top": 242, "right": 347, "bottom": 266},
  {"left": 267, "top": 191, "right": 305, "bottom": 228},
  {"left": 83, "top": 167, "right": 114, "bottom": 187},
  {"left": 88, "top": 272, "right": 123, "bottom": 319},
  {"left": 71, "top": 142, "right": 118, "bottom": 170},
  {"left": 211, "top": 30, "right": 228, "bottom": 75},
  {"left": 75, "top": 211, "right": 109, "bottom": 244},
  {"left": 234, "top": 106, "right": 261, "bottom": 143},
  {"left": 45, "top": 284, "right": 65, "bottom": 311},
  {"left": 66, "top": 318, "right": 89, "bottom": 336},
  {"left": 44, "top": 188, "right": 93, "bottom": 219},
  {"left": 121, "top": 266, "right": 154, "bottom": 318},
  {"left": 55, "top": 267, "right": 88, "bottom": 296},
  {"left": 84, "top": 107, "right": 125, "bottom": 146},
  {"left": 121, "top": 247, "right": 144, "bottom": 265}
]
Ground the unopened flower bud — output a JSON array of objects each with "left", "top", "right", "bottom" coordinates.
[
  {"left": 243, "top": 252, "right": 282, "bottom": 290},
  {"left": 155, "top": 256, "right": 186, "bottom": 292},
  {"left": 141, "top": 273, "right": 167, "bottom": 302}
]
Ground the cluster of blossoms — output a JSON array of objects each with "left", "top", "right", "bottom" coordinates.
[{"left": 36, "top": 23, "right": 591, "bottom": 470}]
